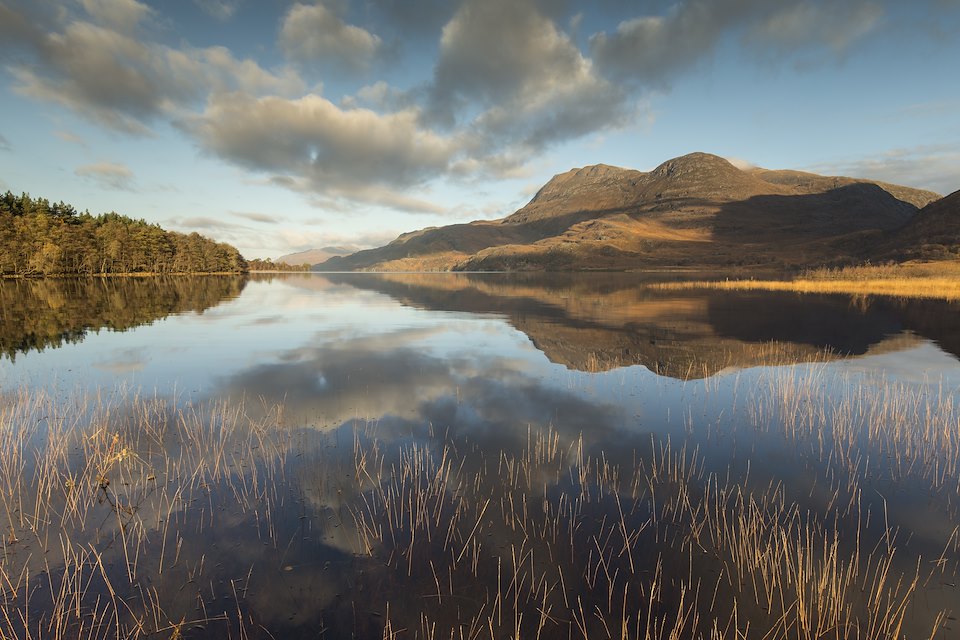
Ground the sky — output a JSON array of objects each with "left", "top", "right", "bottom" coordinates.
[{"left": 1, "top": 0, "right": 959, "bottom": 260}]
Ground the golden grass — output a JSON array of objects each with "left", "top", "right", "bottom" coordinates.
[
  {"left": 1, "top": 359, "right": 957, "bottom": 638},
  {"left": 658, "top": 277, "right": 960, "bottom": 300},
  {"left": 654, "top": 261, "right": 960, "bottom": 300}
]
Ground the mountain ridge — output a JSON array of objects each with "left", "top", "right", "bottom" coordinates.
[
  {"left": 277, "top": 246, "right": 360, "bottom": 266},
  {"left": 316, "top": 152, "right": 945, "bottom": 272}
]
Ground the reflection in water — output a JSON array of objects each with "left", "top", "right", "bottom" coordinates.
[
  {"left": 324, "top": 272, "right": 960, "bottom": 378},
  {"left": 0, "top": 276, "right": 246, "bottom": 360},
  {"left": 1, "top": 273, "right": 959, "bottom": 638},
  {"left": 3, "top": 363, "right": 958, "bottom": 638}
]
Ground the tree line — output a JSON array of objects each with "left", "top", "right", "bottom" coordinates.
[
  {"left": 246, "top": 257, "right": 312, "bottom": 272},
  {"left": 0, "top": 191, "right": 247, "bottom": 276}
]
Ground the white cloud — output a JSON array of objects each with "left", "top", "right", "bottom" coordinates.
[
  {"left": 233, "top": 211, "right": 283, "bottom": 224},
  {"left": 75, "top": 161, "right": 136, "bottom": 190},
  {"left": 280, "top": 3, "right": 381, "bottom": 68},
  {"left": 186, "top": 92, "right": 460, "bottom": 192},
  {"left": 725, "top": 156, "right": 756, "bottom": 170},
  {"left": 1, "top": 0, "right": 945, "bottom": 226},
  {"left": 4, "top": 9, "right": 303, "bottom": 134},
  {"left": 805, "top": 145, "right": 960, "bottom": 196}
]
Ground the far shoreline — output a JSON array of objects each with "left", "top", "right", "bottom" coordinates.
[{"left": 6, "top": 260, "right": 960, "bottom": 301}]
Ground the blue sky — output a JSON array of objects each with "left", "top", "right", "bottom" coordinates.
[{"left": 1, "top": 0, "right": 958, "bottom": 259}]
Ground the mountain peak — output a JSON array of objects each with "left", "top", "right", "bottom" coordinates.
[
  {"left": 529, "top": 163, "right": 643, "bottom": 206},
  {"left": 316, "top": 152, "right": 943, "bottom": 273},
  {"left": 650, "top": 152, "right": 740, "bottom": 180}
]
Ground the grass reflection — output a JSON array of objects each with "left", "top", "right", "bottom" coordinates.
[{"left": 0, "top": 360, "right": 957, "bottom": 638}]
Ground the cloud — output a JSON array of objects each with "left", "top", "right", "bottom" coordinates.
[
  {"left": 80, "top": 0, "right": 153, "bottom": 34},
  {"left": 282, "top": 178, "right": 450, "bottom": 215},
  {"left": 93, "top": 347, "right": 146, "bottom": 374},
  {"left": 54, "top": 130, "right": 85, "bottom": 145},
  {"left": 590, "top": 3, "right": 735, "bottom": 85},
  {"left": 744, "top": 2, "right": 885, "bottom": 61},
  {"left": 233, "top": 211, "right": 282, "bottom": 224},
  {"left": 0, "top": 2, "right": 49, "bottom": 50},
  {"left": 0, "top": 133, "right": 10, "bottom": 151},
  {"left": 368, "top": 0, "right": 460, "bottom": 36},
  {"left": 172, "top": 215, "right": 247, "bottom": 231},
  {"left": 0, "top": 0, "right": 924, "bottom": 222},
  {"left": 346, "top": 80, "right": 412, "bottom": 111},
  {"left": 74, "top": 161, "right": 136, "bottom": 190},
  {"left": 590, "top": 0, "right": 885, "bottom": 84},
  {"left": 186, "top": 92, "right": 459, "bottom": 192},
  {"left": 2, "top": 5, "right": 303, "bottom": 134},
  {"left": 805, "top": 145, "right": 960, "bottom": 196},
  {"left": 425, "top": 0, "right": 630, "bottom": 168},
  {"left": 280, "top": 3, "right": 381, "bottom": 68},
  {"left": 725, "top": 156, "right": 756, "bottom": 170}
]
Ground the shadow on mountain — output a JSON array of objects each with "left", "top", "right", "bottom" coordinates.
[
  {"left": 711, "top": 184, "right": 917, "bottom": 267},
  {"left": 0, "top": 276, "right": 247, "bottom": 360}
]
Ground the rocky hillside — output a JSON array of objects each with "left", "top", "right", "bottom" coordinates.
[
  {"left": 873, "top": 189, "right": 960, "bottom": 261},
  {"left": 316, "top": 153, "right": 942, "bottom": 272}
]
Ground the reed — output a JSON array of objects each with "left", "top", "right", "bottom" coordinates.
[
  {"left": 0, "top": 357, "right": 956, "bottom": 638},
  {"left": 652, "top": 277, "right": 960, "bottom": 301}
]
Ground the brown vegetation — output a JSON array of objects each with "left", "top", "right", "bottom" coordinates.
[
  {"left": 316, "top": 153, "right": 944, "bottom": 273},
  {"left": 1, "top": 359, "right": 957, "bottom": 638},
  {"left": 655, "top": 261, "right": 960, "bottom": 301}
]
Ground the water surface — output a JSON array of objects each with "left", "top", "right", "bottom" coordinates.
[{"left": 0, "top": 273, "right": 957, "bottom": 638}]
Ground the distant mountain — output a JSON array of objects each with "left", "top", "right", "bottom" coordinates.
[
  {"left": 278, "top": 246, "right": 360, "bottom": 266},
  {"left": 315, "top": 152, "right": 942, "bottom": 272},
  {"left": 874, "top": 189, "right": 960, "bottom": 261}
]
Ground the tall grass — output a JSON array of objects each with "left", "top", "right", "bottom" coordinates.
[
  {"left": 0, "top": 359, "right": 956, "bottom": 638},
  {"left": 652, "top": 260, "right": 960, "bottom": 300}
]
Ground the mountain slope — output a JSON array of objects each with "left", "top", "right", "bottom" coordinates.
[
  {"left": 277, "top": 246, "right": 360, "bottom": 266},
  {"left": 874, "top": 190, "right": 960, "bottom": 261},
  {"left": 316, "top": 153, "right": 941, "bottom": 272}
]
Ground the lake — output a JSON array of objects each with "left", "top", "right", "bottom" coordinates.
[{"left": 1, "top": 273, "right": 958, "bottom": 639}]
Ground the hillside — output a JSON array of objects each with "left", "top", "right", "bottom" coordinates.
[
  {"left": 277, "top": 246, "right": 359, "bottom": 266},
  {"left": 873, "top": 189, "right": 960, "bottom": 261},
  {"left": 315, "top": 153, "right": 942, "bottom": 272}
]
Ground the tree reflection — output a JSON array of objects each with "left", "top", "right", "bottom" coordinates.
[{"left": 0, "top": 276, "right": 247, "bottom": 360}]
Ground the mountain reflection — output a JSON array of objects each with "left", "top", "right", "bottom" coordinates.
[
  {"left": 322, "top": 272, "right": 960, "bottom": 379},
  {"left": 0, "top": 276, "right": 246, "bottom": 360}
]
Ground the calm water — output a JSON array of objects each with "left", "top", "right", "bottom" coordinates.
[{"left": 0, "top": 273, "right": 958, "bottom": 638}]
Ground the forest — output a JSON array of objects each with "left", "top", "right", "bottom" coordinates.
[
  {"left": 246, "top": 257, "right": 312, "bottom": 271},
  {"left": 0, "top": 191, "right": 247, "bottom": 275}
]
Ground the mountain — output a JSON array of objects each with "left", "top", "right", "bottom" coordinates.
[
  {"left": 315, "top": 152, "right": 941, "bottom": 272},
  {"left": 278, "top": 246, "right": 360, "bottom": 266},
  {"left": 874, "top": 189, "right": 960, "bottom": 261}
]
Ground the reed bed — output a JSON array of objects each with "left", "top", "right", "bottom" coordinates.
[
  {"left": 651, "top": 277, "right": 960, "bottom": 301},
  {"left": 0, "top": 357, "right": 957, "bottom": 638},
  {"left": 651, "top": 261, "right": 960, "bottom": 300}
]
